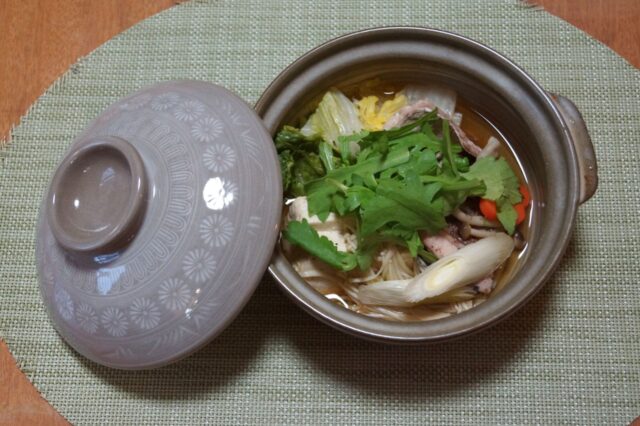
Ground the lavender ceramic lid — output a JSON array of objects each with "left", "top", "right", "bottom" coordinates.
[{"left": 36, "top": 81, "right": 282, "bottom": 369}]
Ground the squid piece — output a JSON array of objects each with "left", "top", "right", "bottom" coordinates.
[{"left": 421, "top": 230, "right": 464, "bottom": 259}]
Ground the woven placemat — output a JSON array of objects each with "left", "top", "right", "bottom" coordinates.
[{"left": 1, "top": 0, "right": 639, "bottom": 424}]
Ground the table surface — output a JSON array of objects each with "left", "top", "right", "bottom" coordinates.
[{"left": 0, "top": 0, "right": 638, "bottom": 424}]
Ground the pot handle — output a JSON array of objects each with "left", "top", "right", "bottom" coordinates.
[{"left": 549, "top": 93, "right": 598, "bottom": 204}]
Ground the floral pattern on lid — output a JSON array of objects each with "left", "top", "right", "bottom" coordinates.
[
  {"left": 76, "top": 303, "right": 99, "bottom": 334},
  {"left": 174, "top": 99, "right": 206, "bottom": 122},
  {"left": 191, "top": 116, "right": 224, "bottom": 143},
  {"left": 182, "top": 249, "right": 217, "bottom": 284},
  {"left": 37, "top": 81, "right": 282, "bottom": 369},
  {"left": 158, "top": 278, "right": 192, "bottom": 312},
  {"left": 199, "top": 214, "right": 235, "bottom": 248},
  {"left": 203, "top": 144, "right": 237, "bottom": 172}
]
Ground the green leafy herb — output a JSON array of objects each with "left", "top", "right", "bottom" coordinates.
[
  {"left": 275, "top": 126, "right": 327, "bottom": 195},
  {"left": 278, "top": 150, "right": 294, "bottom": 191},
  {"left": 497, "top": 198, "right": 518, "bottom": 235},
  {"left": 441, "top": 120, "right": 459, "bottom": 176},
  {"left": 463, "top": 156, "right": 523, "bottom": 233},
  {"left": 275, "top": 101, "right": 523, "bottom": 269},
  {"left": 337, "top": 131, "right": 370, "bottom": 164},
  {"left": 418, "top": 248, "right": 438, "bottom": 264},
  {"left": 463, "top": 157, "right": 522, "bottom": 203},
  {"left": 318, "top": 142, "right": 336, "bottom": 172},
  {"left": 275, "top": 126, "right": 321, "bottom": 152},
  {"left": 290, "top": 154, "right": 325, "bottom": 197},
  {"left": 283, "top": 220, "right": 358, "bottom": 271},
  {"left": 359, "top": 178, "right": 446, "bottom": 237}
]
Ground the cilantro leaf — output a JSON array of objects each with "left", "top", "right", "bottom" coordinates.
[
  {"left": 463, "top": 156, "right": 522, "bottom": 203},
  {"left": 497, "top": 198, "right": 518, "bottom": 234}
]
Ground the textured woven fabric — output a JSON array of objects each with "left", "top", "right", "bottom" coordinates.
[{"left": 1, "top": 0, "right": 639, "bottom": 424}]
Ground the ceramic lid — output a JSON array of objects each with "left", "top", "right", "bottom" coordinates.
[{"left": 36, "top": 81, "right": 282, "bottom": 369}]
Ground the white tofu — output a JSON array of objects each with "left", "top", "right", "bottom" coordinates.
[{"left": 288, "top": 196, "right": 357, "bottom": 253}]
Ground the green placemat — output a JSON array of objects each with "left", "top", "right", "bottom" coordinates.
[{"left": 1, "top": 0, "right": 639, "bottom": 424}]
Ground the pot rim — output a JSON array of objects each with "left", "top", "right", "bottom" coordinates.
[{"left": 257, "top": 26, "right": 581, "bottom": 342}]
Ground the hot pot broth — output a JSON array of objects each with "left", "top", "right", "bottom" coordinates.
[
  {"left": 276, "top": 80, "right": 531, "bottom": 322},
  {"left": 453, "top": 102, "right": 532, "bottom": 295}
]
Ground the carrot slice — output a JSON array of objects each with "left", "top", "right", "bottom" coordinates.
[
  {"left": 519, "top": 184, "right": 531, "bottom": 207},
  {"left": 479, "top": 199, "right": 498, "bottom": 221},
  {"left": 514, "top": 203, "right": 526, "bottom": 225}
]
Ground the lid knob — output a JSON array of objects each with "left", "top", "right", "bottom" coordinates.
[{"left": 47, "top": 136, "right": 148, "bottom": 254}]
